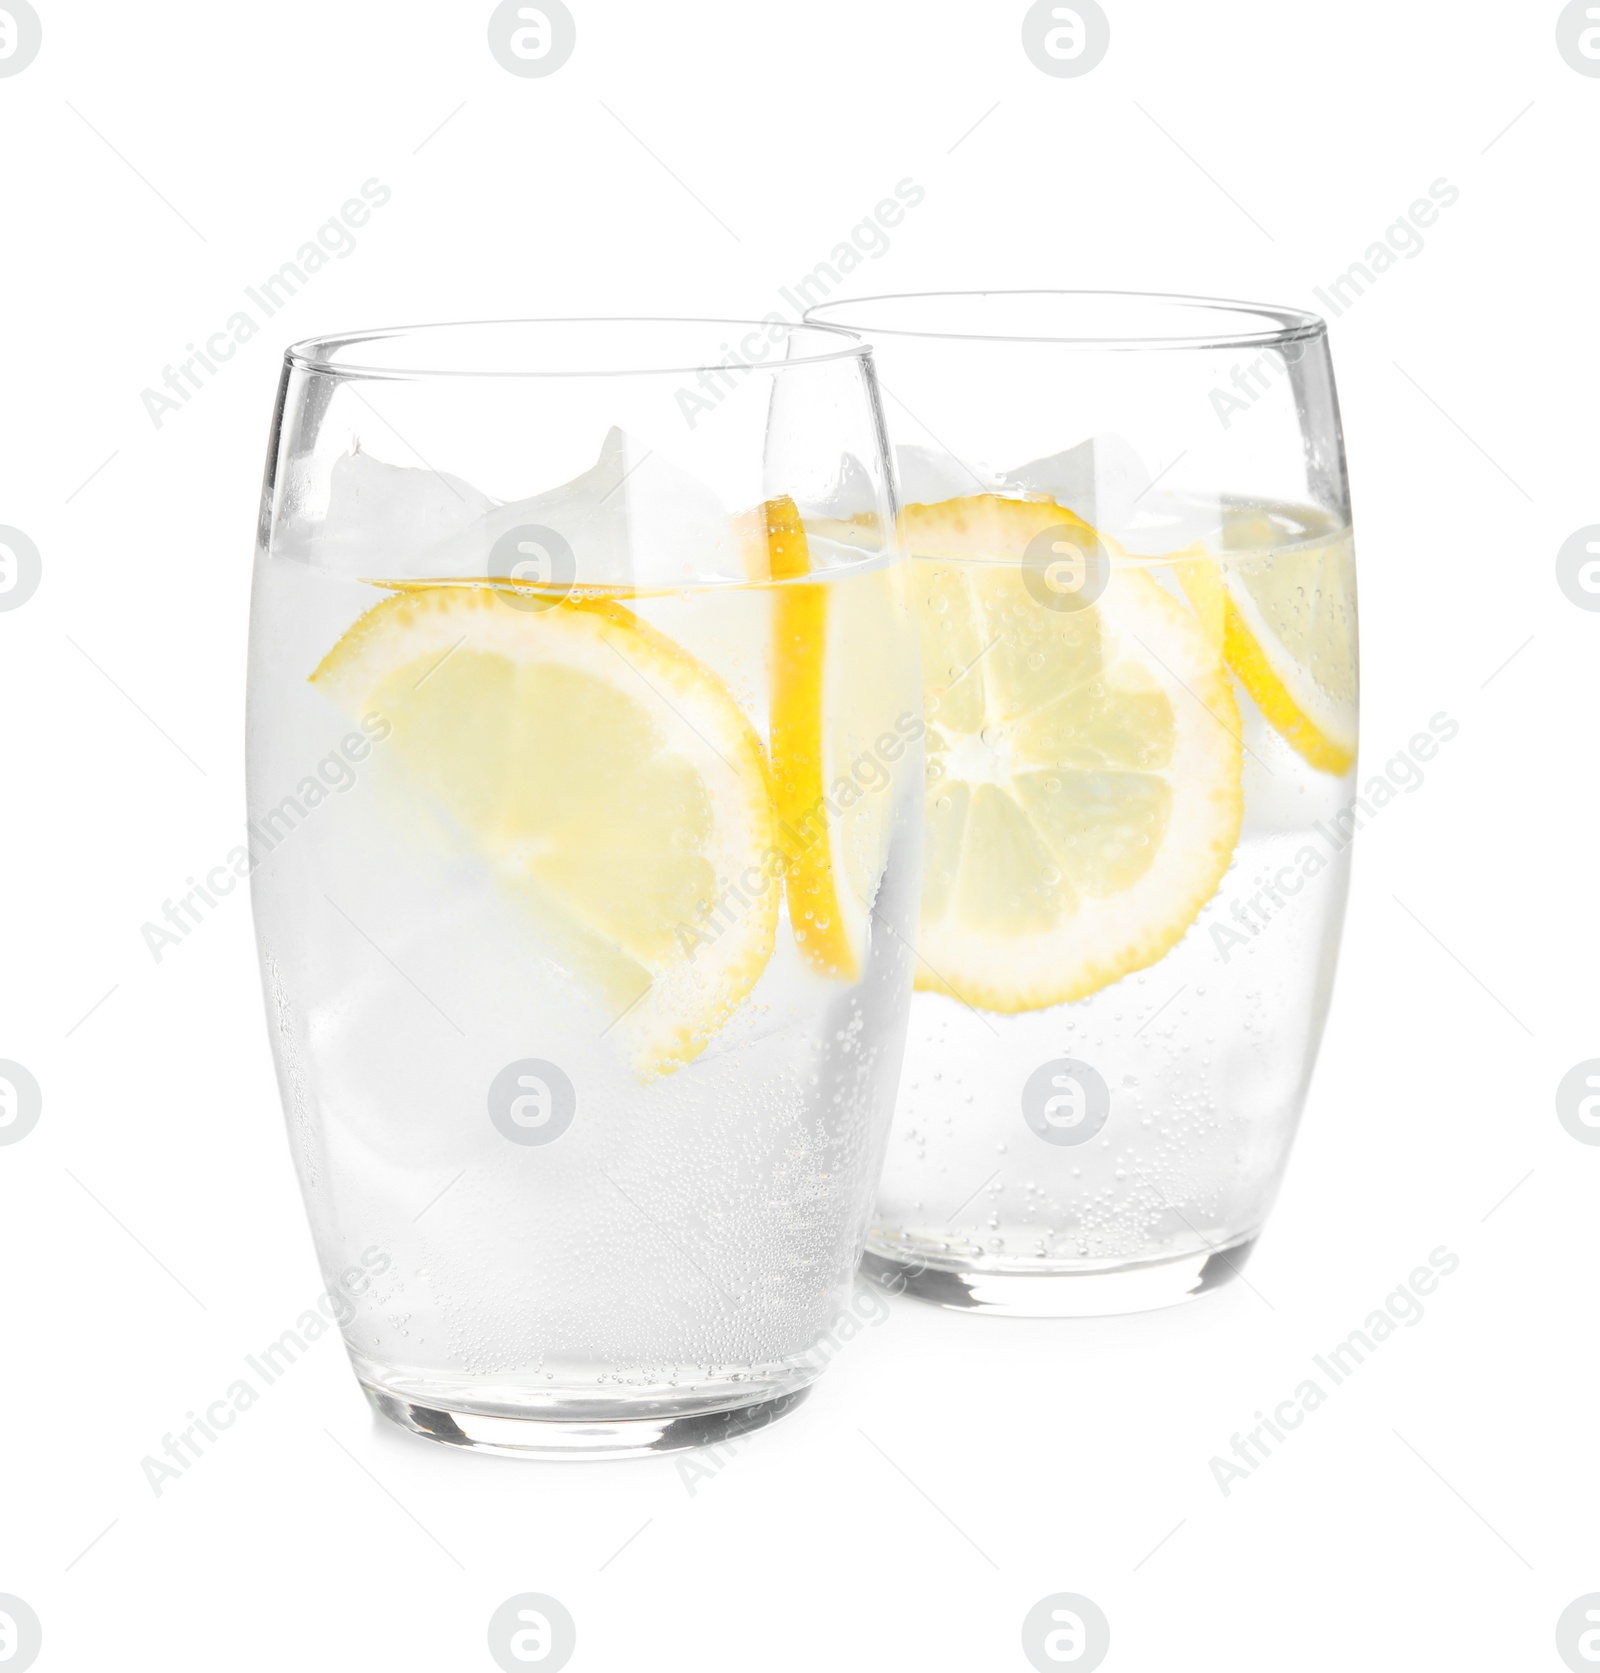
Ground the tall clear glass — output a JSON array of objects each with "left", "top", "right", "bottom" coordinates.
[
  {"left": 246, "top": 319, "right": 922, "bottom": 1453},
  {"left": 807, "top": 292, "right": 1358, "bottom": 1314}
]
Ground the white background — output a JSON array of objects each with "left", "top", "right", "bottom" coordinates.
[{"left": 1, "top": 2, "right": 1593, "bottom": 1669}]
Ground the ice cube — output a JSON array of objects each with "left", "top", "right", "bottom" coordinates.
[
  {"left": 895, "top": 443, "right": 992, "bottom": 506},
  {"left": 443, "top": 427, "right": 740, "bottom": 590},
  {"left": 1000, "top": 434, "right": 1152, "bottom": 533},
  {"left": 312, "top": 451, "right": 494, "bottom": 572},
  {"left": 809, "top": 452, "right": 880, "bottom": 519}
]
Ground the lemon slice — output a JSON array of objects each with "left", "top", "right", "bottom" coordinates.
[
  {"left": 1177, "top": 519, "right": 1357, "bottom": 776},
  {"left": 743, "top": 498, "right": 910, "bottom": 980},
  {"left": 905, "top": 495, "right": 1243, "bottom": 1012},
  {"left": 311, "top": 585, "right": 778, "bottom": 1077},
  {"left": 1227, "top": 527, "right": 1357, "bottom": 776},
  {"left": 749, "top": 498, "right": 854, "bottom": 978}
]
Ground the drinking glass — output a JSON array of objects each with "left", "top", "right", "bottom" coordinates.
[
  {"left": 246, "top": 319, "right": 922, "bottom": 1453},
  {"left": 806, "top": 291, "right": 1358, "bottom": 1314}
]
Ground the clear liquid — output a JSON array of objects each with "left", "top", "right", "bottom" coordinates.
[
  {"left": 871, "top": 515, "right": 1357, "bottom": 1274},
  {"left": 247, "top": 553, "right": 921, "bottom": 1415}
]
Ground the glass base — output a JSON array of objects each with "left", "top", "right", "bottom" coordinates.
[
  {"left": 361, "top": 1382, "right": 810, "bottom": 1460},
  {"left": 861, "top": 1237, "right": 1257, "bottom": 1317}
]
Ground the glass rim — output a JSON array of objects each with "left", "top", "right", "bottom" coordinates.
[
  {"left": 803, "top": 289, "right": 1326, "bottom": 351},
  {"left": 283, "top": 316, "right": 871, "bottom": 379}
]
